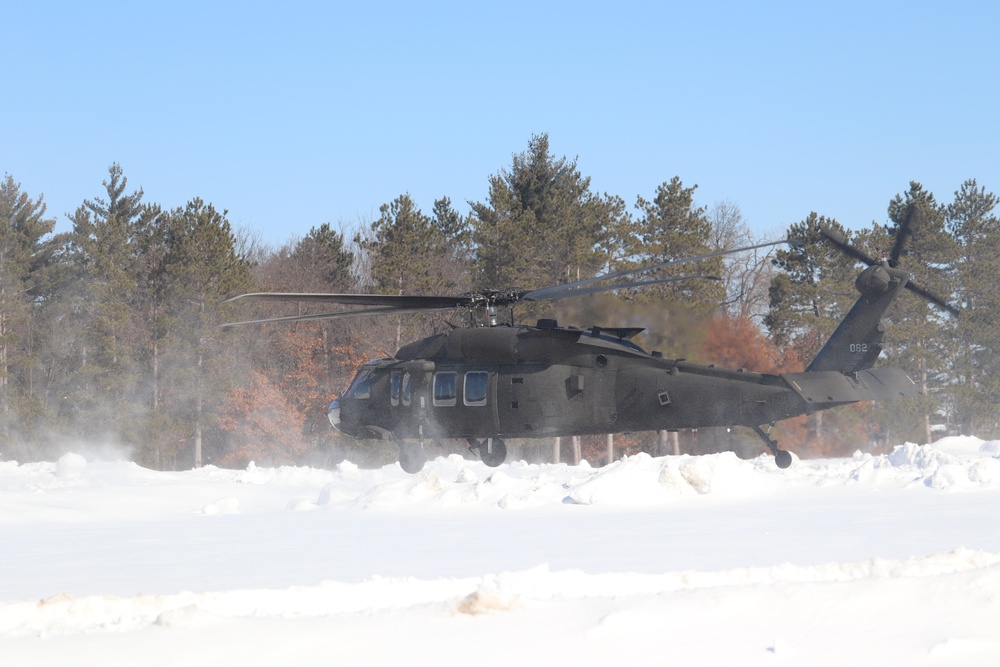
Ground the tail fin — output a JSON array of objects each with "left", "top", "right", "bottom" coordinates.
[{"left": 806, "top": 264, "right": 909, "bottom": 373}]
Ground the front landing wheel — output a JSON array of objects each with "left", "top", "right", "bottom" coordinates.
[
  {"left": 398, "top": 443, "right": 426, "bottom": 474},
  {"left": 480, "top": 438, "right": 507, "bottom": 468}
]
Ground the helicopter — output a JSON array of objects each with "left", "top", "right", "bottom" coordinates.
[{"left": 223, "top": 211, "right": 957, "bottom": 473}]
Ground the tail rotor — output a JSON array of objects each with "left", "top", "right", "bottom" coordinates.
[{"left": 818, "top": 208, "right": 959, "bottom": 317}]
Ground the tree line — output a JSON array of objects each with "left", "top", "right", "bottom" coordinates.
[{"left": 2, "top": 134, "right": 996, "bottom": 468}]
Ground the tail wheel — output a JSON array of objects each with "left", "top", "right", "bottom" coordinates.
[
  {"left": 774, "top": 449, "right": 793, "bottom": 469},
  {"left": 480, "top": 438, "right": 507, "bottom": 468}
]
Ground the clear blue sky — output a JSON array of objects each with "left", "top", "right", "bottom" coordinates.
[{"left": 4, "top": 0, "right": 998, "bottom": 247}]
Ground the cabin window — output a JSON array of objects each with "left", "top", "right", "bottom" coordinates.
[
  {"left": 401, "top": 372, "right": 412, "bottom": 406},
  {"left": 390, "top": 371, "right": 402, "bottom": 406},
  {"left": 464, "top": 371, "right": 489, "bottom": 406},
  {"left": 345, "top": 368, "right": 372, "bottom": 400},
  {"left": 433, "top": 372, "right": 457, "bottom": 407}
]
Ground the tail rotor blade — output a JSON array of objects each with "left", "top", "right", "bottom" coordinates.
[
  {"left": 904, "top": 279, "right": 960, "bottom": 317},
  {"left": 818, "top": 227, "right": 879, "bottom": 266},
  {"left": 818, "top": 220, "right": 959, "bottom": 317},
  {"left": 888, "top": 207, "right": 917, "bottom": 266}
]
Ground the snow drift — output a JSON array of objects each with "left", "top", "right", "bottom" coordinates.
[{"left": 2, "top": 436, "right": 1000, "bottom": 666}]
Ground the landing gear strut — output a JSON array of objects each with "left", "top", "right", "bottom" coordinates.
[
  {"left": 467, "top": 437, "right": 507, "bottom": 468},
  {"left": 751, "top": 424, "right": 793, "bottom": 469}
]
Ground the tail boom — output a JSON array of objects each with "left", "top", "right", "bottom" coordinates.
[
  {"left": 807, "top": 264, "right": 909, "bottom": 374},
  {"left": 782, "top": 367, "right": 921, "bottom": 408}
]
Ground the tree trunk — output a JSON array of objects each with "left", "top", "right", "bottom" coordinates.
[
  {"left": 0, "top": 306, "right": 8, "bottom": 435},
  {"left": 921, "top": 357, "right": 932, "bottom": 444},
  {"left": 194, "top": 348, "right": 203, "bottom": 468}
]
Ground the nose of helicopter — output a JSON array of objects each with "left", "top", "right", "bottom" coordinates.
[{"left": 326, "top": 399, "right": 341, "bottom": 430}]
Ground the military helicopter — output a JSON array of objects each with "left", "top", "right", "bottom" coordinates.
[{"left": 223, "top": 211, "right": 956, "bottom": 472}]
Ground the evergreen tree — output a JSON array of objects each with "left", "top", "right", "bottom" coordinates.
[
  {"left": 765, "top": 213, "right": 859, "bottom": 450},
  {"left": 469, "top": 169, "right": 527, "bottom": 290},
  {"left": 946, "top": 179, "right": 1000, "bottom": 436},
  {"left": 0, "top": 175, "right": 56, "bottom": 448},
  {"left": 357, "top": 193, "right": 451, "bottom": 296},
  {"left": 879, "top": 183, "right": 958, "bottom": 443},
  {"left": 470, "top": 134, "right": 613, "bottom": 292},
  {"left": 355, "top": 193, "right": 454, "bottom": 351},
  {"left": 620, "top": 177, "right": 725, "bottom": 306},
  {"left": 432, "top": 196, "right": 472, "bottom": 292},
  {"left": 765, "top": 212, "right": 857, "bottom": 363},
  {"left": 53, "top": 164, "right": 157, "bottom": 440},
  {"left": 157, "top": 198, "right": 254, "bottom": 468},
  {"left": 291, "top": 222, "right": 354, "bottom": 290}
]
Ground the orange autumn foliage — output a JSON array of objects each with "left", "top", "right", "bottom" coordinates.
[
  {"left": 700, "top": 314, "right": 801, "bottom": 375},
  {"left": 268, "top": 324, "right": 368, "bottom": 429},
  {"left": 217, "top": 369, "right": 309, "bottom": 467},
  {"left": 699, "top": 314, "right": 809, "bottom": 452},
  {"left": 699, "top": 315, "right": 880, "bottom": 458}
]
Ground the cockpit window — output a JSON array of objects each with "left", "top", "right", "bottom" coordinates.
[
  {"left": 433, "top": 371, "right": 457, "bottom": 407},
  {"left": 345, "top": 367, "right": 372, "bottom": 399},
  {"left": 464, "top": 371, "right": 489, "bottom": 406}
]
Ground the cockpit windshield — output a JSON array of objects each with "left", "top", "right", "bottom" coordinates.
[{"left": 344, "top": 365, "right": 374, "bottom": 399}]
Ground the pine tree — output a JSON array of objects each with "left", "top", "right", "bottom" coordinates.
[
  {"left": 765, "top": 212, "right": 858, "bottom": 362},
  {"left": 621, "top": 177, "right": 725, "bottom": 305},
  {"left": 0, "top": 175, "right": 56, "bottom": 449},
  {"left": 470, "top": 134, "right": 614, "bottom": 292},
  {"left": 357, "top": 193, "right": 451, "bottom": 296},
  {"left": 765, "top": 212, "right": 859, "bottom": 450},
  {"left": 157, "top": 198, "right": 254, "bottom": 468},
  {"left": 52, "top": 164, "right": 156, "bottom": 441},
  {"left": 353, "top": 193, "right": 457, "bottom": 351},
  {"left": 291, "top": 222, "right": 354, "bottom": 290},
  {"left": 431, "top": 197, "right": 472, "bottom": 292},
  {"left": 946, "top": 179, "right": 1000, "bottom": 436},
  {"left": 879, "top": 183, "right": 958, "bottom": 443}
]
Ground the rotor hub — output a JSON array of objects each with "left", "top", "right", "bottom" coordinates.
[{"left": 855, "top": 265, "right": 894, "bottom": 298}]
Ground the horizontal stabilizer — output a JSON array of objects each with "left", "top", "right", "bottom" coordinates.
[{"left": 782, "top": 368, "right": 921, "bottom": 406}]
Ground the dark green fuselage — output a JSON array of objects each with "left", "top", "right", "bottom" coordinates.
[{"left": 334, "top": 323, "right": 915, "bottom": 442}]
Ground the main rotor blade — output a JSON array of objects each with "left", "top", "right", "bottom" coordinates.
[
  {"left": 522, "top": 274, "right": 720, "bottom": 302},
  {"left": 219, "top": 305, "right": 460, "bottom": 329},
  {"left": 521, "top": 239, "right": 799, "bottom": 302},
  {"left": 222, "top": 292, "right": 472, "bottom": 310}
]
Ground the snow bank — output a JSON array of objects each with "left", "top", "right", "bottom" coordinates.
[
  {"left": 4, "top": 439, "right": 1000, "bottom": 666},
  {"left": 845, "top": 436, "right": 1000, "bottom": 490},
  {"left": 566, "top": 451, "right": 780, "bottom": 504},
  {"left": 295, "top": 451, "right": 786, "bottom": 511},
  {"left": 4, "top": 436, "right": 998, "bottom": 524},
  {"left": 3, "top": 547, "right": 997, "bottom": 637}
]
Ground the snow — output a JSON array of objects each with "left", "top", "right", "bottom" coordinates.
[{"left": 3, "top": 437, "right": 1000, "bottom": 666}]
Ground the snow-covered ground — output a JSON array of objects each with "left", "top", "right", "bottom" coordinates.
[{"left": 3, "top": 436, "right": 1000, "bottom": 666}]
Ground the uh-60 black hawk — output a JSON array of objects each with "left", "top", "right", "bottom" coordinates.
[{"left": 223, "top": 212, "right": 958, "bottom": 473}]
